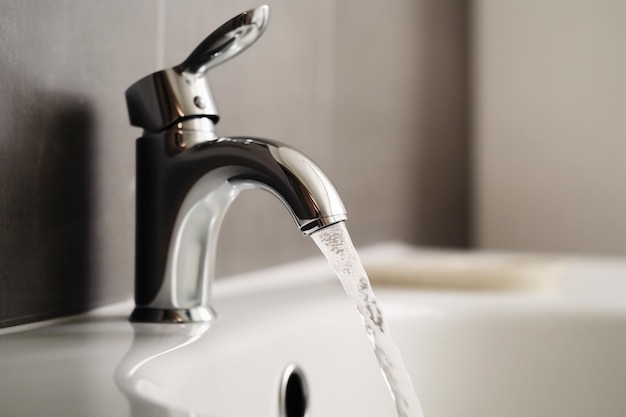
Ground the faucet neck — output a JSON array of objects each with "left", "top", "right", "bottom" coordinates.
[
  {"left": 131, "top": 131, "right": 346, "bottom": 323},
  {"left": 159, "top": 117, "right": 219, "bottom": 155}
]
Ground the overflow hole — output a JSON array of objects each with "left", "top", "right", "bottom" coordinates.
[{"left": 279, "top": 363, "right": 308, "bottom": 417}]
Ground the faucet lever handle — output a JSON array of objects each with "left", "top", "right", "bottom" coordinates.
[
  {"left": 126, "top": 5, "right": 270, "bottom": 131},
  {"left": 176, "top": 5, "right": 270, "bottom": 75}
]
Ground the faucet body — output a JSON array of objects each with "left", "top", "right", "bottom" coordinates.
[
  {"left": 131, "top": 119, "right": 346, "bottom": 323},
  {"left": 126, "top": 6, "right": 347, "bottom": 323}
]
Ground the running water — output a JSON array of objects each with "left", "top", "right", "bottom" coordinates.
[{"left": 311, "top": 222, "right": 425, "bottom": 417}]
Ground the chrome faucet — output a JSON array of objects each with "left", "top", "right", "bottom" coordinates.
[{"left": 125, "top": 5, "right": 347, "bottom": 323}]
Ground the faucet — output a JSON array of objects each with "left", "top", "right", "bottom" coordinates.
[{"left": 125, "top": 5, "right": 347, "bottom": 323}]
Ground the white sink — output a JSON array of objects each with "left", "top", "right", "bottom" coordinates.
[{"left": 2, "top": 244, "right": 626, "bottom": 417}]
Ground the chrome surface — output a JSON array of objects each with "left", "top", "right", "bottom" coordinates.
[
  {"left": 126, "top": 6, "right": 347, "bottom": 323},
  {"left": 176, "top": 5, "right": 269, "bottom": 74},
  {"left": 129, "top": 306, "right": 215, "bottom": 323},
  {"left": 125, "top": 5, "right": 269, "bottom": 131},
  {"left": 165, "top": 118, "right": 218, "bottom": 152}
]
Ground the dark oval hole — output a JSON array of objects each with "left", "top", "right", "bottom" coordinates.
[{"left": 280, "top": 364, "right": 308, "bottom": 417}]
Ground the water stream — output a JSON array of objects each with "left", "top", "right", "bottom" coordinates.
[{"left": 311, "top": 222, "right": 425, "bottom": 417}]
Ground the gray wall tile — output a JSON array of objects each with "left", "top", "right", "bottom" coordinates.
[{"left": 0, "top": 1, "right": 157, "bottom": 326}]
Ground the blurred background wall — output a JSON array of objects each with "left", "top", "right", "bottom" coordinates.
[
  {"left": 0, "top": 0, "right": 622, "bottom": 327},
  {"left": 472, "top": 0, "right": 626, "bottom": 256}
]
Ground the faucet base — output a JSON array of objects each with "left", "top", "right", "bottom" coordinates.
[{"left": 130, "top": 306, "right": 216, "bottom": 323}]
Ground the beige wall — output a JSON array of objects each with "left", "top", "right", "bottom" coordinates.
[{"left": 473, "top": 0, "right": 626, "bottom": 255}]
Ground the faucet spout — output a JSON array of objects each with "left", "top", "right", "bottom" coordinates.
[{"left": 130, "top": 119, "right": 347, "bottom": 323}]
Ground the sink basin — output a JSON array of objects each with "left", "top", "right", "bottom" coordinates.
[{"left": 2, "top": 244, "right": 626, "bottom": 417}]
